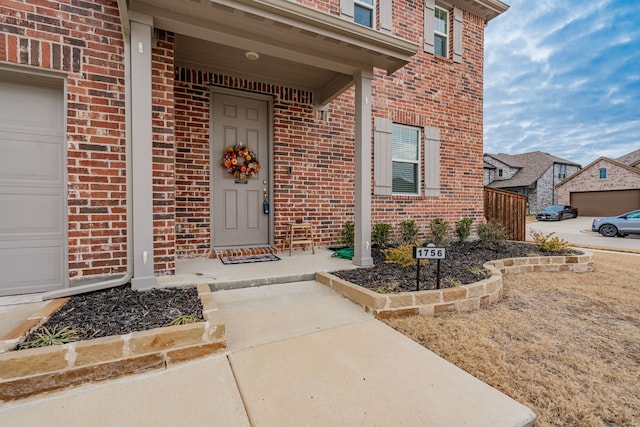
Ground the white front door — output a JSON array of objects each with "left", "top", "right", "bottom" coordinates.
[{"left": 212, "top": 92, "right": 270, "bottom": 247}]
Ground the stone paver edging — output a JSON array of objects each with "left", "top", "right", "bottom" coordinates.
[
  {"left": 316, "top": 251, "right": 594, "bottom": 319},
  {"left": 0, "top": 284, "right": 225, "bottom": 401}
]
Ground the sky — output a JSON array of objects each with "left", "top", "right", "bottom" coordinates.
[{"left": 483, "top": 0, "right": 640, "bottom": 167}]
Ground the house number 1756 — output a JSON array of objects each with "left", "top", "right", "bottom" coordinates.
[{"left": 413, "top": 246, "right": 446, "bottom": 259}]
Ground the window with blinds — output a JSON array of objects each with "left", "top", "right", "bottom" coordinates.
[
  {"left": 434, "top": 7, "right": 448, "bottom": 57},
  {"left": 392, "top": 124, "right": 420, "bottom": 194}
]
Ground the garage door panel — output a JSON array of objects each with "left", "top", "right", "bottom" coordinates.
[
  {"left": 0, "top": 191, "right": 64, "bottom": 237},
  {"left": 0, "top": 72, "right": 66, "bottom": 296},
  {"left": 0, "top": 131, "right": 64, "bottom": 185},
  {"left": 0, "top": 242, "right": 65, "bottom": 294},
  {"left": 571, "top": 190, "right": 640, "bottom": 217},
  {"left": 0, "top": 80, "right": 64, "bottom": 135}
]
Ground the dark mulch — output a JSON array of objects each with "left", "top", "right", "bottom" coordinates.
[
  {"left": 17, "top": 285, "right": 203, "bottom": 350},
  {"left": 332, "top": 240, "right": 575, "bottom": 293}
]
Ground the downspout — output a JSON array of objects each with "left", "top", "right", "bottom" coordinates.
[{"left": 42, "top": 0, "right": 134, "bottom": 299}]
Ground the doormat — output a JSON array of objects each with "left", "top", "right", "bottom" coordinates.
[{"left": 219, "top": 253, "right": 281, "bottom": 265}]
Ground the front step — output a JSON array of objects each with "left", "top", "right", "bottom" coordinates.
[{"left": 211, "top": 246, "right": 278, "bottom": 259}]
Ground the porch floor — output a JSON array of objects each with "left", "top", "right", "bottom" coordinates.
[{"left": 157, "top": 247, "right": 359, "bottom": 290}]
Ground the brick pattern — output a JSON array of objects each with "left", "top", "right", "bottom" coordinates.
[
  {"left": 151, "top": 30, "right": 176, "bottom": 275},
  {"left": 173, "top": 7, "right": 487, "bottom": 256},
  {"left": 316, "top": 250, "right": 595, "bottom": 318},
  {"left": 2, "top": 0, "right": 493, "bottom": 275},
  {"left": 0, "top": 0, "right": 128, "bottom": 280},
  {"left": 174, "top": 67, "right": 354, "bottom": 253}
]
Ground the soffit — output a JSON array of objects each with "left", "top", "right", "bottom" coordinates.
[
  {"left": 450, "top": 0, "right": 509, "bottom": 22},
  {"left": 128, "top": 0, "right": 418, "bottom": 105}
]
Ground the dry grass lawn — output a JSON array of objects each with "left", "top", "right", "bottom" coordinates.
[{"left": 385, "top": 251, "right": 640, "bottom": 426}]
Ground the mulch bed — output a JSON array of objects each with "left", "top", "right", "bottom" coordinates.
[
  {"left": 17, "top": 286, "right": 203, "bottom": 349},
  {"left": 332, "top": 240, "right": 573, "bottom": 293}
]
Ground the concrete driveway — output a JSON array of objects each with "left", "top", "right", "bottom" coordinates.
[{"left": 526, "top": 216, "right": 640, "bottom": 251}]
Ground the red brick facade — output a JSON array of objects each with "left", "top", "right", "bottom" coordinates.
[
  {"left": 1, "top": 0, "right": 128, "bottom": 280},
  {"left": 1, "top": 0, "right": 490, "bottom": 280}
]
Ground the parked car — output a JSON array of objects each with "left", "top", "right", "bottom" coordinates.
[
  {"left": 592, "top": 209, "right": 640, "bottom": 237},
  {"left": 535, "top": 205, "right": 578, "bottom": 221}
]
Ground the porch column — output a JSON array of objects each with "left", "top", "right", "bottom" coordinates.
[
  {"left": 353, "top": 69, "right": 374, "bottom": 266},
  {"left": 129, "top": 14, "right": 157, "bottom": 290}
]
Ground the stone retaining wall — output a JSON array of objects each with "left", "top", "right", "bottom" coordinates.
[
  {"left": 0, "top": 284, "right": 225, "bottom": 401},
  {"left": 316, "top": 252, "right": 594, "bottom": 319}
]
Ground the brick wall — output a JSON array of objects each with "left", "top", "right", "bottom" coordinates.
[
  {"left": 173, "top": 5, "right": 488, "bottom": 253},
  {"left": 557, "top": 159, "right": 640, "bottom": 204},
  {"left": 151, "top": 30, "right": 175, "bottom": 275},
  {"left": 0, "top": 0, "right": 128, "bottom": 280},
  {"left": 174, "top": 69, "right": 355, "bottom": 253},
  {"left": 369, "top": 9, "right": 487, "bottom": 239},
  {"left": 2, "top": 0, "right": 494, "bottom": 276}
]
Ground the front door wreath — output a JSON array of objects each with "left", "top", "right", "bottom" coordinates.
[{"left": 221, "top": 143, "right": 260, "bottom": 182}]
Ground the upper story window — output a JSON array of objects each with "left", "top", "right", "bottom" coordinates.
[
  {"left": 498, "top": 168, "right": 503, "bottom": 178},
  {"left": 434, "top": 7, "right": 448, "bottom": 57},
  {"left": 599, "top": 168, "right": 607, "bottom": 179},
  {"left": 354, "top": 0, "right": 374, "bottom": 28},
  {"left": 341, "top": 0, "right": 391, "bottom": 32},
  {"left": 557, "top": 164, "right": 567, "bottom": 179},
  {"left": 392, "top": 124, "right": 420, "bottom": 194},
  {"left": 424, "top": 0, "right": 462, "bottom": 63}
]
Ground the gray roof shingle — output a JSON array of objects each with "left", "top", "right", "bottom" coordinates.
[
  {"left": 616, "top": 148, "right": 640, "bottom": 166},
  {"left": 485, "top": 151, "right": 580, "bottom": 189}
]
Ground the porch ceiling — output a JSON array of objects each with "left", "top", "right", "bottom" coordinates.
[{"left": 127, "top": 0, "right": 418, "bottom": 106}]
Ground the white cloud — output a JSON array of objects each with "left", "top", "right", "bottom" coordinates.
[{"left": 483, "top": 0, "right": 640, "bottom": 166}]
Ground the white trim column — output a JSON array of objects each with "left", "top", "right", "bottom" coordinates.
[
  {"left": 129, "top": 13, "right": 157, "bottom": 290},
  {"left": 353, "top": 69, "right": 373, "bottom": 267}
]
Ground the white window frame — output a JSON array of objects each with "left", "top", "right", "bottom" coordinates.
[
  {"left": 434, "top": 6, "right": 449, "bottom": 57},
  {"left": 354, "top": 0, "right": 375, "bottom": 28},
  {"left": 392, "top": 124, "right": 421, "bottom": 195}
]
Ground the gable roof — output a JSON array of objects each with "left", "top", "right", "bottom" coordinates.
[
  {"left": 556, "top": 155, "right": 640, "bottom": 188},
  {"left": 483, "top": 160, "right": 496, "bottom": 169},
  {"left": 485, "top": 151, "right": 580, "bottom": 189},
  {"left": 616, "top": 148, "right": 640, "bottom": 166}
]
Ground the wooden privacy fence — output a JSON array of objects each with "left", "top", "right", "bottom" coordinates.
[{"left": 484, "top": 187, "right": 527, "bottom": 241}]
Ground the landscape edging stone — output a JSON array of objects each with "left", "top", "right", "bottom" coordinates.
[
  {"left": 316, "top": 250, "right": 594, "bottom": 320},
  {"left": 0, "top": 283, "right": 225, "bottom": 401}
]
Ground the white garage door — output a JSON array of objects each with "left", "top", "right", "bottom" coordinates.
[{"left": 0, "top": 70, "right": 67, "bottom": 296}]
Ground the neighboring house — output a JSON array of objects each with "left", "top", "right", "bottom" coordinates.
[
  {"left": 0, "top": 0, "right": 509, "bottom": 296},
  {"left": 556, "top": 148, "right": 640, "bottom": 216},
  {"left": 484, "top": 151, "right": 581, "bottom": 214}
]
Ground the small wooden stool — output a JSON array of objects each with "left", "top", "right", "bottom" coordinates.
[{"left": 286, "top": 222, "right": 315, "bottom": 255}]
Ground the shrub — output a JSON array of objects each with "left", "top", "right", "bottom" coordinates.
[
  {"left": 166, "top": 313, "right": 200, "bottom": 326},
  {"left": 384, "top": 244, "right": 427, "bottom": 267},
  {"left": 372, "top": 223, "right": 392, "bottom": 247},
  {"left": 468, "top": 266, "right": 487, "bottom": 278},
  {"left": 427, "top": 218, "right": 450, "bottom": 246},
  {"left": 477, "top": 220, "right": 509, "bottom": 250},
  {"left": 21, "top": 326, "right": 78, "bottom": 349},
  {"left": 340, "top": 221, "right": 354, "bottom": 247},
  {"left": 455, "top": 218, "right": 474, "bottom": 241},
  {"left": 399, "top": 220, "right": 419, "bottom": 244},
  {"left": 442, "top": 277, "right": 462, "bottom": 288},
  {"left": 372, "top": 282, "right": 398, "bottom": 294},
  {"left": 530, "top": 229, "right": 571, "bottom": 254}
]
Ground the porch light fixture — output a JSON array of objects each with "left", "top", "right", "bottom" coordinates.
[{"left": 245, "top": 51, "right": 260, "bottom": 61}]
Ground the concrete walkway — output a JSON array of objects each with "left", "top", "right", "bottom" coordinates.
[{"left": 0, "top": 281, "right": 536, "bottom": 426}]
